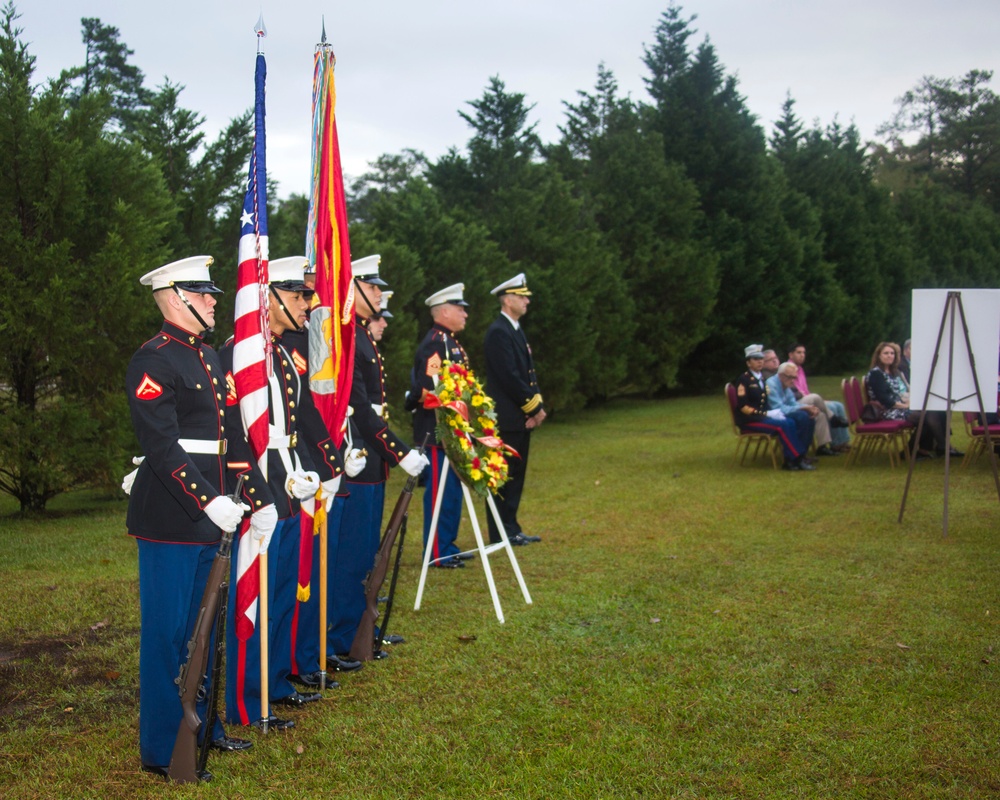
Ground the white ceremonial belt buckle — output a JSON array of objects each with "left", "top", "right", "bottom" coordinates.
[
  {"left": 268, "top": 433, "right": 298, "bottom": 449},
  {"left": 178, "top": 438, "right": 227, "bottom": 455}
]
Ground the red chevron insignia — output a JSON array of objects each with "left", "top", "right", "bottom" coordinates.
[{"left": 135, "top": 373, "right": 163, "bottom": 400}]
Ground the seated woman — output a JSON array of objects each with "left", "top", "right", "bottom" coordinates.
[{"left": 865, "top": 341, "right": 951, "bottom": 457}]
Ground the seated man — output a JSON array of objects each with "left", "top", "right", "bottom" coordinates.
[
  {"left": 787, "top": 343, "right": 851, "bottom": 453},
  {"left": 734, "top": 344, "right": 815, "bottom": 471},
  {"left": 765, "top": 362, "right": 831, "bottom": 456},
  {"left": 761, "top": 349, "right": 780, "bottom": 381}
]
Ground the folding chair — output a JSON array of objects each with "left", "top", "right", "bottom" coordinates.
[
  {"left": 961, "top": 411, "right": 1000, "bottom": 468},
  {"left": 841, "top": 377, "right": 911, "bottom": 467},
  {"left": 725, "top": 382, "right": 780, "bottom": 468}
]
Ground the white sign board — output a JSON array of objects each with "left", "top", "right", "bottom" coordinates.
[{"left": 909, "top": 289, "right": 1000, "bottom": 412}]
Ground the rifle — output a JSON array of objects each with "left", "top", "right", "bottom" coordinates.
[
  {"left": 168, "top": 475, "right": 244, "bottom": 784},
  {"left": 349, "top": 435, "right": 428, "bottom": 662}
]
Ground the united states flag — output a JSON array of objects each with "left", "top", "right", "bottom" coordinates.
[{"left": 232, "top": 49, "right": 270, "bottom": 642}]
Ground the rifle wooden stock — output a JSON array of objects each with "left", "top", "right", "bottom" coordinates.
[
  {"left": 349, "top": 436, "right": 427, "bottom": 662},
  {"left": 168, "top": 476, "right": 243, "bottom": 784}
]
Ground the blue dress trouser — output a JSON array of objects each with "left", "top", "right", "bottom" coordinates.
[
  {"left": 422, "top": 445, "right": 463, "bottom": 561},
  {"left": 328, "top": 482, "right": 384, "bottom": 654},
  {"left": 137, "top": 538, "right": 224, "bottom": 768},
  {"left": 270, "top": 514, "right": 302, "bottom": 701},
  {"left": 293, "top": 496, "right": 345, "bottom": 676}
]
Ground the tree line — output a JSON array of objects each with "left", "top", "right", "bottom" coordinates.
[{"left": 2, "top": 2, "right": 999, "bottom": 510}]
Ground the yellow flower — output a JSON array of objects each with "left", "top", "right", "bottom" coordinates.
[
  {"left": 471, "top": 394, "right": 484, "bottom": 407},
  {"left": 439, "top": 391, "right": 451, "bottom": 403},
  {"left": 459, "top": 437, "right": 471, "bottom": 451},
  {"left": 470, "top": 468, "right": 482, "bottom": 481}
]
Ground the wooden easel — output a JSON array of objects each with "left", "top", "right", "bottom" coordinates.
[
  {"left": 413, "top": 457, "right": 532, "bottom": 623},
  {"left": 898, "top": 290, "right": 1000, "bottom": 535}
]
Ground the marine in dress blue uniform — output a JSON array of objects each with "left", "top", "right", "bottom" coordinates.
[
  {"left": 405, "top": 283, "right": 472, "bottom": 567},
  {"left": 483, "top": 273, "right": 546, "bottom": 545},
  {"left": 734, "top": 344, "right": 815, "bottom": 471},
  {"left": 125, "top": 256, "right": 263, "bottom": 779},
  {"left": 219, "top": 256, "right": 346, "bottom": 726},
  {"left": 330, "top": 256, "right": 427, "bottom": 656}
]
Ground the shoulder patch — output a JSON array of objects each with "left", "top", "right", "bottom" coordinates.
[
  {"left": 135, "top": 373, "right": 163, "bottom": 400},
  {"left": 426, "top": 352, "right": 442, "bottom": 378},
  {"left": 226, "top": 372, "right": 238, "bottom": 406},
  {"left": 736, "top": 384, "right": 746, "bottom": 397},
  {"left": 290, "top": 348, "right": 308, "bottom": 376}
]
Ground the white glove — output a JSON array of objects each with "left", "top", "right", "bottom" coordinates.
[
  {"left": 121, "top": 456, "right": 145, "bottom": 495},
  {"left": 286, "top": 469, "right": 321, "bottom": 500},
  {"left": 399, "top": 449, "right": 430, "bottom": 477},
  {"left": 205, "top": 495, "right": 251, "bottom": 533},
  {"left": 250, "top": 504, "right": 278, "bottom": 554},
  {"left": 345, "top": 448, "right": 367, "bottom": 478},
  {"left": 765, "top": 409, "right": 786, "bottom": 421},
  {"left": 321, "top": 477, "right": 342, "bottom": 513}
]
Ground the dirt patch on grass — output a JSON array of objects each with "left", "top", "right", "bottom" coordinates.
[{"left": 0, "top": 627, "right": 138, "bottom": 730}]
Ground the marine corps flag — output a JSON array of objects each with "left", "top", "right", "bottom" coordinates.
[{"left": 306, "top": 25, "right": 354, "bottom": 445}]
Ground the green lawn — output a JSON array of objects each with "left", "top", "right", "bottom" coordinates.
[{"left": 3, "top": 381, "right": 1000, "bottom": 799}]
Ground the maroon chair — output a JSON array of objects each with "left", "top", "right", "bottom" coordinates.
[
  {"left": 961, "top": 411, "right": 1000, "bottom": 467},
  {"left": 725, "top": 383, "right": 780, "bottom": 469},
  {"left": 842, "top": 377, "right": 911, "bottom": 468}
]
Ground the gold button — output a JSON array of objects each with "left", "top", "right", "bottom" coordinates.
[
  {"left": 287, "top": 387, "right": 293, "bottom": 395},
  {"left": 255, "top": 500, "right": 262, "bottom": 507},
  {"left": 289, "top": 401, "right": 295, "bottom": 409},
  {"left": 190, "top": 483, "right": 197, "bottom": 489},
  {"left": 189, "top": 337, "right": 196, "bottom": 345},
  {"left": 286, "top": 374, "right": 292, "bottom": 380},
  {"left": 219, "top": 410, "right": 224, "bottom": 416},
  {"left": 180, "top": 471, "right": 187, "bottom": 477},
  {"left": 324, "top": 444, "right": 330, "bottom": 450},
  {"left": 249, "top": 488, "right": 255, "bottom": 493},
  {"left": 282, "top": 360, "right": 288, "bottom": 366},
  {"left": 196, "top": 383, "right": 202, "bottom": 389},
  {"left": 201, "top": 495, "right": 207, "bottom": 502},
  {"left": 216, "top": 393, "right": 222, "bottom": 400},
  {"left": 213, "top": 378, "right": 218, "bottom": 384},
  {"left": 290, "top": 415, "right": 296, "bottom": 422},
  {"left": 372, "top": 358, "right": 376, "bottom": 363},
  {"left": 162, "top": 336, "right": 168, "bottom": 341}
]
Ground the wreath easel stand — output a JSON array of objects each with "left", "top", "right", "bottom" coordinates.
[{"left": 413, "top": 456, "right": 532, "bottom": 623}]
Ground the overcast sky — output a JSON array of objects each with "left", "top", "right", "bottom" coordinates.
[{"left": 19, "top": 1, "right": 1000, "bottom": 199}]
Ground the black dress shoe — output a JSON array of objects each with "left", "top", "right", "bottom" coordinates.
[
  {"left": 274, "top": 690, "right": 322, "bottom": 707},
  {"left": 797, "top": 459, "right": 817, "bottom": 471},
  {"left": 431, "top": 557, "right": 464, "bottom": 568},
  {"left": 454, "top": 552, "right": 474, "bottom": 560},
  {"left": 291, "top": 671, "right": 342, "bottom": 689},
  {"left": 331, "top": 654, "right": 363, "bottom": 672},
  {"left": 141, "top": 764, "right": 169, "bottom": 781},
  {"left": 520, "top": 533, "right": 541, "bottom": 542},
  {"left": 508, "top": 533, "right": 530, "bottom": 545},
  {"left": 373, "top": 649, "right": 389, "bottom": 660},
  {"left": 381, "top": 633, "right": 406, "bottom": 645},
  {"left": 250, "top": 716, "right": 295, "bottom": 731},
  {"left": 142, "top": 764, "right": 212, "bottom": 782},
  {"left": 815, "top": 444, "right": 837, "bottom": 456},
  {"left": 210, "top": 735, "right": 253, "bottom": 752},
  {"left": 831, "top": 416, "right": 850, "bottom": 428},
  {"left": 781, "top": 461, "right": 801, "bottom": 471}
]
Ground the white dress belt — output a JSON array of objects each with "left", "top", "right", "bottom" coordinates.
[{"left": 178, "top": 438, "right": 227, "bottom": 455}]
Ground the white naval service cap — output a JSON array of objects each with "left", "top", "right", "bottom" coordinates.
[
  {"left": 378, "top": 290, "right": 394, "bottom": 319},
  {"left": 269, "top": 256, "right": 310, "bottom": 292},
  {"left": 490, "top": 273, "right": 531, "bottom": 296},
  {"left": 353, "top": 254, "right": 387, "bottom": 287},
  {"left": 425, "top": 283, "right": 468, "bottom": 307},
  {"left": 140, "top": 255, "right": 223, "bottom": 293},
  {"left": 744, "top": 343, "right": 765, "bottom": 359}
]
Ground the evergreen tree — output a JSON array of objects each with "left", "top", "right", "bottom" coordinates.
[
  {"left": 0, "top": 5, "right": 174, "bottom": 511},
  {"left": 641, "top": 5, "right": 813, "bottom": 385}
]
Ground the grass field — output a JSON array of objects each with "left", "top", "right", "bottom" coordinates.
[{"left": 2, "top": 378, "right": 1000, "bottom": 799}]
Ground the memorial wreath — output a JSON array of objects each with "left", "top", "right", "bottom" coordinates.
[{"left": 422, "top": 360, "right": 519, "bottom": 497}]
